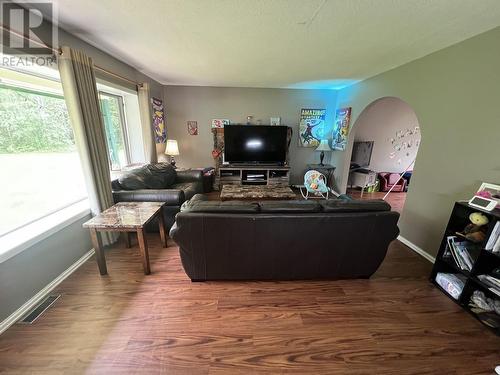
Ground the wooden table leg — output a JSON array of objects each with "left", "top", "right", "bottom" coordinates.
[
  {"left": 158, "top": 207, "right": 167, "bottom": 248},
  {"left": 89, "top": 228, "right": 107, "bottom": 275},
  {"left": 137, "top": 228, "right": 151, "bottom": 275},
  {"left": 123, "top": 232, "right": 131, "bottom": 248}
]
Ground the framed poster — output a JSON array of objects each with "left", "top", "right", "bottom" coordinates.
[
  {"left": 299, "top": 108, "right": 325, "bottom": 147},
  {"left": 211, "top": 119, "right": 230, "bottom": 128},
  {"left": 152, "top": 97, "right": 166, "bottom": 143},
  {"left": 270, "top": 117, "right": 281, "bottom": 126},
  {"left": 332, "top": 107, "right": 352, "bottom": 150},
  {"left": 187, "top": 121, "right": 198, "bottom": 135}
]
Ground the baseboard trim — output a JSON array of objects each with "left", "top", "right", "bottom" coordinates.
[
  {"left": 398, "top": 235, "right": 435, "bottom": 263},
  {"left": 0, "top": 249, "right": 95, "bottom": 335}
]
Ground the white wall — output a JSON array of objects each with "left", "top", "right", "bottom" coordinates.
[{"left": 352, "top": 97, "right": 421, "bottom": 173}]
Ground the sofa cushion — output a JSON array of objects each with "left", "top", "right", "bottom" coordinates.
[
  {"left": 259, "top": 200, "right": 321, "bottom": 213},
  {"left": 118, "top": 166, "right": 151, "bottom": 190},
  {"left": 181, "top": 199, "right": 260, "bottom": 213},
  {"left": 118, "top": 163, "right": 177, "bottom": 190},
  {"left": 147, "top": 163, "right": 176, "bottom": 187},
  {"left": 320, "top": 199, "right": 391, "bottom": 212}
]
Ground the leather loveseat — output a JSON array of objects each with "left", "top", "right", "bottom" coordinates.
[
  {"left": 111, "top": 163, "right": 204, "bottom": 230},
  {"left": 170, "top": 194, "right": 400, "bottom": 281}
]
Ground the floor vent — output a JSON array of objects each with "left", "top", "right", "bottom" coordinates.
[{"left": 18, "top": 295, "right": 61, "bottom": 324}]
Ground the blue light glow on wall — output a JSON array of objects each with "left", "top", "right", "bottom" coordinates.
[{"left": 286, "top": 79, "right": 360, "bottom": 90}]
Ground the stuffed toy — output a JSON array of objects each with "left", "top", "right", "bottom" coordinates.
[{"left": 458, "top": 212, "right": 489, "bottom": 243}]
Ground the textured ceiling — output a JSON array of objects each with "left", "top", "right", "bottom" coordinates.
[{"left": 50, "top": 0, "right": 500, "bottom": 89}]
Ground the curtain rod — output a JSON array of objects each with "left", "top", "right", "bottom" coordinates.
[{"left": 1, "top": 24, "right": 141, "bottom": 87}]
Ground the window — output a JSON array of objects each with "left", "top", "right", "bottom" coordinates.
[
  {"left": 99, "top": 92, "right": 130, "bottom": 171},
  {"left": 0, "top": 69, "right": 88, "bottom": 238}
]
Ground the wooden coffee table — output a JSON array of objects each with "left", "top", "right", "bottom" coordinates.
[
  {"left": 220, "top": 184, "right": 297, "bottom": 201},
  {"left": 83, "top": 202, "right": 167, "bottom": 275}
]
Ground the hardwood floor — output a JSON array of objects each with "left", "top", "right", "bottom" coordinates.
[
  {"left": 346, "top": 188, "right": 407, "bottom": 214},
  {"left": 0, "top": 236, "right": 499, "bottom": 374}
]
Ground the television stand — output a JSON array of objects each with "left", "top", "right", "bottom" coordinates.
[{"left": 218, "top": 165, "right": 290, "bottom": 189}]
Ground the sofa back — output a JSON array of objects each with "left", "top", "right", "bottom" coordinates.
[
  {"left": 113, "top": 163, "right": 177, "bottom": 190},
  {"left": 170, "top": 197, "right": 400, "bottom": 281}
]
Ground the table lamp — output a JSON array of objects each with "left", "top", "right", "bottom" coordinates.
[
  {"left": 165, "top": 139, "right": 180, "bottom": 168},
  {"left": 315, "top": 139, "right": 331, "bottom": 166}
]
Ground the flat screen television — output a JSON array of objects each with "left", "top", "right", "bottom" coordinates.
[
  {"left": 224, "top": 125, "right": 288, "bottom": 164},
  {"left": 351, "top": 141, "right": 374, "bottom": 168}
]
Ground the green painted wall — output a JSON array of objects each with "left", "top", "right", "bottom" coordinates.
[{"left": 334, "top": 26, "right": 500, "bottom": 257}]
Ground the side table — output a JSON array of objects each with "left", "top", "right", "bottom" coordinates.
[{"left": 83, "top": 202, "right": 167, "bottom": 275}]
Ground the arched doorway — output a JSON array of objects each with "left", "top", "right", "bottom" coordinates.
[{"left": 346, "top": 97, "right": 422, "bottom": 214}]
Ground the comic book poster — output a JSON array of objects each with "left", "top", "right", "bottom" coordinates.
[
  {"left": 299, "top": 108, "right": 325, "bottom": 147},
  {"left": 332, "top": 107, "right": 352, "bottom": 150},
  {"left": 152, "top": 98, "right": 166, "bottom": 143}
]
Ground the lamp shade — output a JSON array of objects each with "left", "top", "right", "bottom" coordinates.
[
  {"left": 165, "top": 139, "right": 179, "bottom": 156},
  {"left": 315, "top": 139, "right": 331, "bottom": 152}
]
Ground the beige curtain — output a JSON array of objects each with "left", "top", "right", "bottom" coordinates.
[
  {"left": 138, "top": 82, "right": 158, "bottom": 163},
  {"left": 58, "top": 46, "right": 116, "bottom": 245}
]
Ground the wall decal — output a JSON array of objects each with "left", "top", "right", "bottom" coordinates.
[{"left": 386, "top": 125, "right": 421, "bottom": 168}]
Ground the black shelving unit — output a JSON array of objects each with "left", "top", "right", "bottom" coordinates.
[{"left": 430, "top": 201, "right": 500, "bottom": 336}]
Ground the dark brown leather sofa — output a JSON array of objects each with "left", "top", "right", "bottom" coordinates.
[
  {"left": 170, "top": 194, "right": 400, "bottom": 281},
  {"left": 111, "top": 163, "right": 204, "bottom": 230}
]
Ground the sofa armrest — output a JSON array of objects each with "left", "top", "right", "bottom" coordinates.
[
  {"left": 169, "top": 221, "right": 179, "bottom": 241},
  {"left": 184, "top": 181, "right": 204, "bottom": 200},
  {"left": 113, "top": 189, "right": 185, "bottom": 206},
  {"left": 175, "top": 169, "right": 203, "bottom": 183}
]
